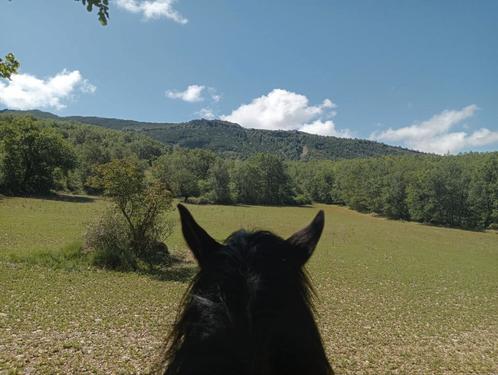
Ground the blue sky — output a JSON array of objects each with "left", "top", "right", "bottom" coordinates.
[{"left": 1, "top": 0, "right": 497, "bottom": 154}]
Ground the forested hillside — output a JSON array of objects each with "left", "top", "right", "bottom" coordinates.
[
  {"left": 1, "top": 110, "right": 420, "bottom": 160},
  {"left": 1, "top": 114, "right": 496, "bottom": 230},
  {"left": 0, "top": 115, "right": 168, "bottom": 193}
]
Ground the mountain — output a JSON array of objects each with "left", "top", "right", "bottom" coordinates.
[{"left": 0, "top": 109, "right": 421, "bottom": 160}]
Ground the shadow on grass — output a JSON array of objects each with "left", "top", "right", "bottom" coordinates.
[
  {"left": 181, "top": 202, "right": 315, "bottom": 209},
  {"left": 368, "top": 211, "right": 487, "bottom": 233},
  {"left": 3, "top": 192, "right": 97, "bottom": 204},
  {"left": 129, "top": 254, "right": 197, "bottom": 283},
  {"left": 147, "top": 264, "right": 197, "bottom": 282},
  {"left": 33, "top": 193, "right": 97, "bottom": 203},
  {"left": 5, "top": 244, "right": 197, "bottom": 283}
]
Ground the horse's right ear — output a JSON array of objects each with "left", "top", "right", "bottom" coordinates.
[
  {"left": 286, "top": 210, "right": 325, "bottom": 265},
  {"left": 178, "top": 204, "right": 221, "bottom": 266}
]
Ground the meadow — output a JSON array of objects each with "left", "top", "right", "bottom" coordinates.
[{"left": 1, "top": 196, "right": 497, "bottom": 374}]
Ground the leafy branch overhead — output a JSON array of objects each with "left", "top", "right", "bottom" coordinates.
[
  {"left": 1, "top": 1, "right": 109, "bottom": 79},
  {"left": 79, "top": 0, "right": 110, "bottom": 26},
  {"left": 0, "top": 53, "right": 20, "bottom": 80}
]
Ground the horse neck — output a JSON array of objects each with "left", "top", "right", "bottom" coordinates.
[{"left": 164, "top": 295, "right": 332, "bottom": 375}]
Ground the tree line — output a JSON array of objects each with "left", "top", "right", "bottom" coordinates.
[
  {"left": 1, "top": 116, "right": 496, "bottom": 230},
  {"left": 290, "top": 155, "right": 498, "bottom": 230}
]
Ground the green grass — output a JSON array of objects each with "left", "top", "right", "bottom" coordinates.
[
  {"left": 0, "top": 195, "right": 106, "bottom": 261},
  {"left": 1, "top": 197, "right": 497, "bottom": 374}
]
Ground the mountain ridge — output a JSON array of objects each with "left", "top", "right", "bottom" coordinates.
[{"left": 0, "top": 109, "right": 422, "bottom": 160}]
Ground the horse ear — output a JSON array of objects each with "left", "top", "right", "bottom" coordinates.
[
  {"left": 178, "top": 204, "right": 221, "bottom": 266},
  {"left": 286, "top": 210, "right": 324, "bottom": 265}
]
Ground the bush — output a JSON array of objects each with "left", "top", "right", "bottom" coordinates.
[
  {"left": 85, "top": 209, "right": 174, "bottom": 270},
  {"left": 85, "top": 210, "right": 137, "bottom": 270},
  {"left": 292, "top": 194, "right": 312, "bottom": 206},
  {"left": 86, "top": 158, "right": 175, "bottom": 270}
]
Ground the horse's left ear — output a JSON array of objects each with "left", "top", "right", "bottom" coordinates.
[
  {"left": 178, "top": 204, "right": 221, "bottom": 266},
  {"left": 286, "top": 210, "right": 325, "bottom": 265}
]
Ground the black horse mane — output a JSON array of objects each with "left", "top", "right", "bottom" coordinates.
[{"left": 157, "top": 207, "right": 333, "bottom": 375}]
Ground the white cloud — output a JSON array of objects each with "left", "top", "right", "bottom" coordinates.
[
  {"left": 80, "top": 79, "right": 97, "bottom": 94},
  {"left": 207, "top": 87, "right": 221, "bottom": 103},
  {"left": 372, "top": 105, "right": 477, "bottom": 143},
  {"left": 197, "top": 107, "right": 215, "bottom": 120},
  {"left": 466, "top": 128, "right": 498, "bottom": 146},
  {"left": 221, "top": 89, "right": 351, "bottom": 137},
  {"left": 166, "top": 84, "right": 205, "bottom": 102},
  {"left": 300, "top": 120, "right": 352, "bottom": 138},
  {"left": 0, "top": 70, "right": 96, "bottom": 110},
  {"left": 166, "top": 84, "right": 221, "bottom": 105},
  {"left": 370, "top": 105, "right": 498, "bottom": 154},
  {"left": 116, "top": 0, "right": 188, "bottom": 24}
]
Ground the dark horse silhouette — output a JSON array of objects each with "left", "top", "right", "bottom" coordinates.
[{"left": 158, "top": 204, "right": 333, "bottom": 375}]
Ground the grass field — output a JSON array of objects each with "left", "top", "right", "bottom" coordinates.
[{"left": 1, "top": 196, "right": 497, "bottom": 374}]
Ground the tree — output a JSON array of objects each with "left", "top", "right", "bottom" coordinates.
[
  {"left": 209, "top": 159, "right": 232, "bottom": 203},
  {"left": 0, "top": 117, "right": 77, "bottom": 194},
  {"left": 381, "top": 169, "right": 409, "bottom": 219},
  {"left": 468, "top": 154, "right": 498, "bottom": 228},
  {"left": 406, "top": 158, "right": 471, "bottom": 227},
  {"left": 153, "top": 149, "right": 216, "bottom": 202},
  {"left": 88, "top": 158, "right": 174, "bottom": 269},
  {"left": 233, "top": 153, "right": 293, "bottom": 205},
  {"left": 232, "top": 159, "right": 262, "bottom": 204},
  {"left": 334, "top": 159, "right": 372, "bottom": 212},
  {"left": 309, "top": 166, "right": 335, "bottom": 203},
  {"left": 257, "top": 153, "right": 293, "bottom": 204}
]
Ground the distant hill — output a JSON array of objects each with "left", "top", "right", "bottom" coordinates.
[{"left": 0, "top": 109, "right": 421, "bottom": 160}]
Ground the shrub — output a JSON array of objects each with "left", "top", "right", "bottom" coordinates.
[
  {"left": 86, "top": 158, "right": 175, "bottom": 270},
  {"left": 85, "top": 209, "right": 175, "bottom": 270},
  {"left": 292, "top": 194, "right": 312, "bottom": 206},
  {"left": 85, "top": 210, "right": 138, "bottom": 270}
]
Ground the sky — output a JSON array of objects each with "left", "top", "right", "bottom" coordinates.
[{"left": 1, "top": 0, "right": 498, "bottom": 154}]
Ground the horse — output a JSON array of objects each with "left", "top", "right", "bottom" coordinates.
[{"left": 158, "top": 204, "right": 333, "bottom": 375}]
